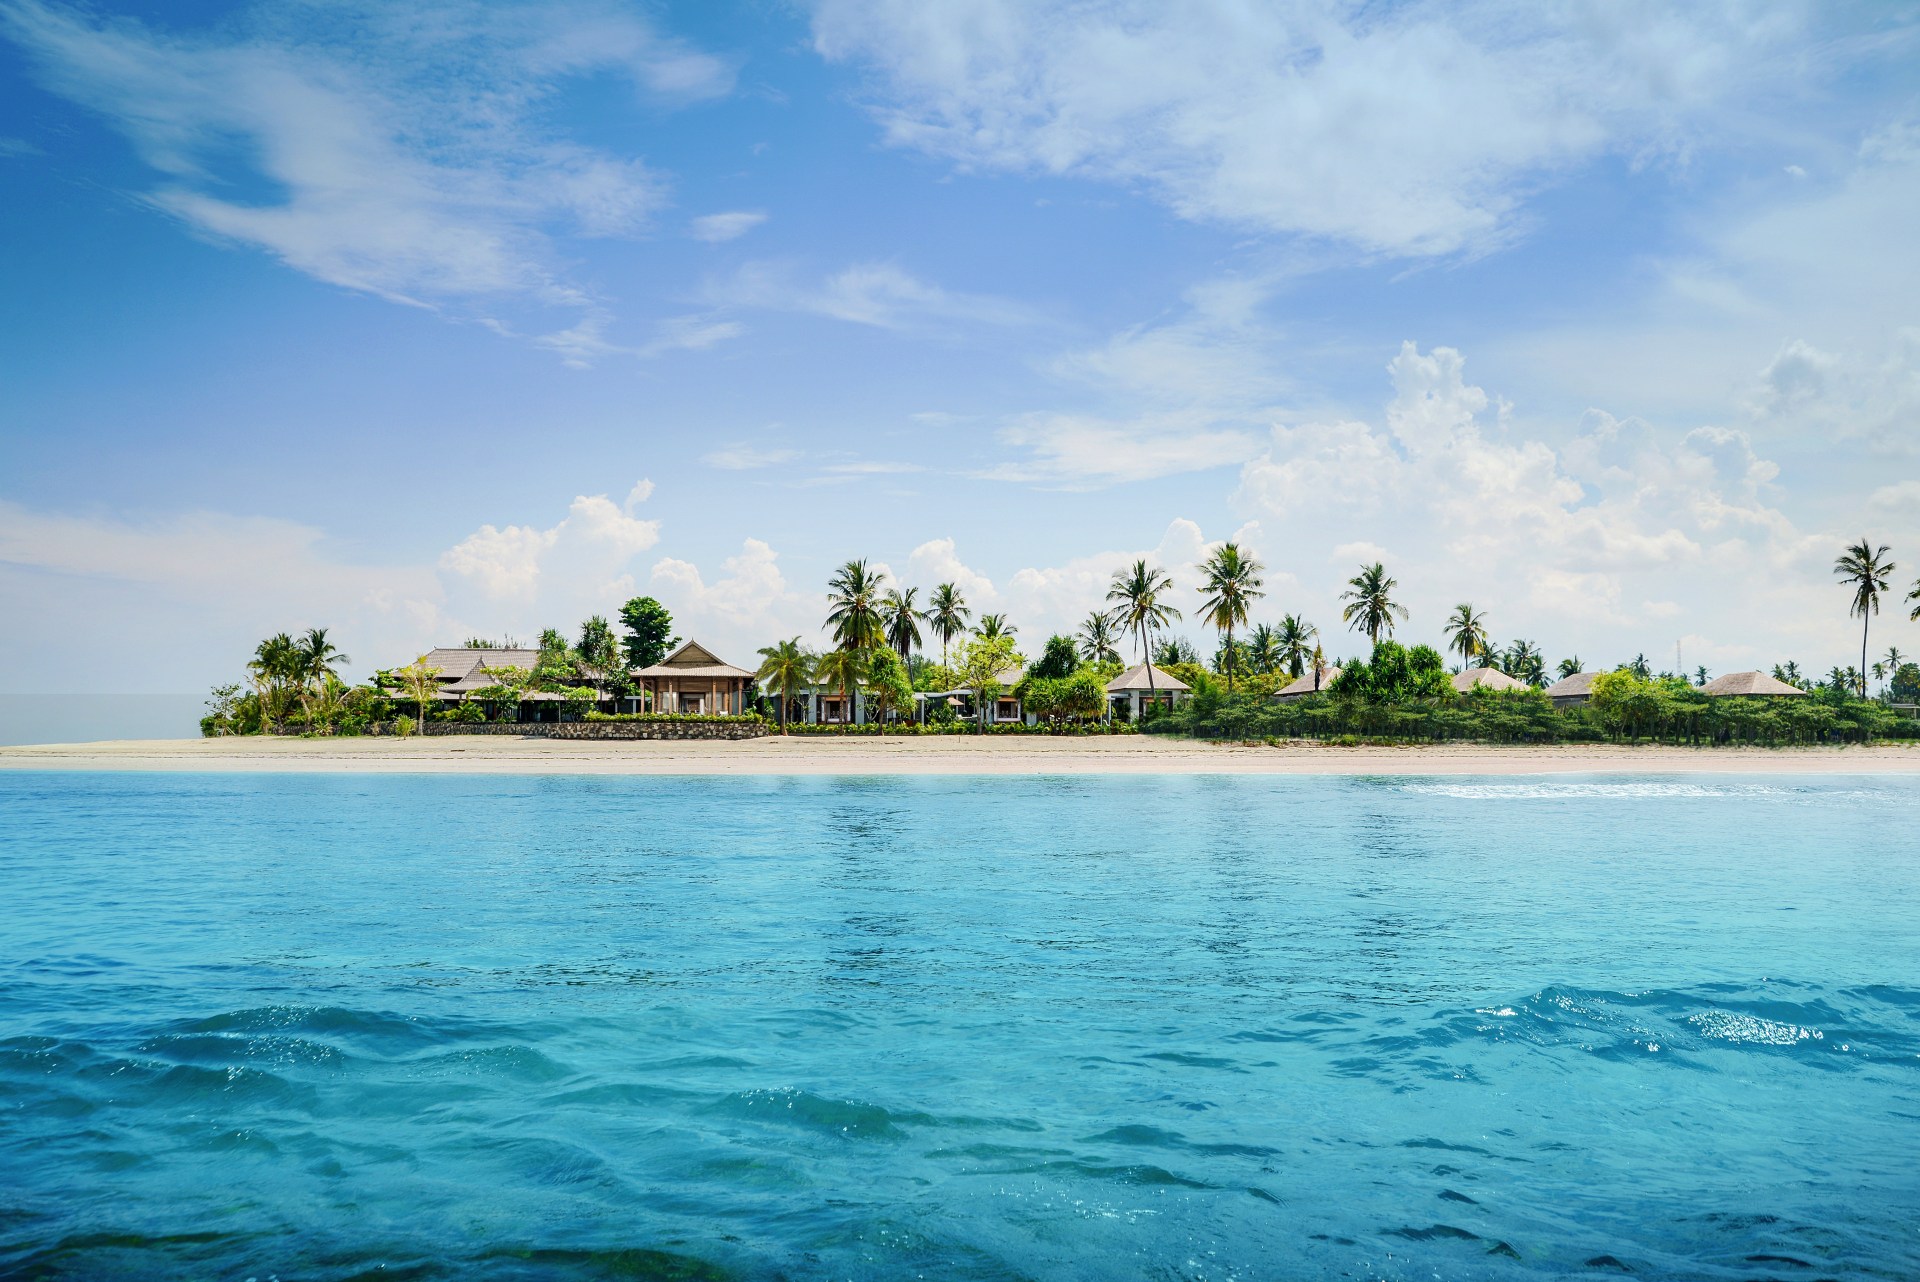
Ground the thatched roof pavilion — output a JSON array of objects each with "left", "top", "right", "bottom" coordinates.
[
  {"left": 1452, "top": 666, "right": 1527, "bottom": 693},
  {"left": 1701, "top": 670, "right": 1806, "bottom": 697},
  {"left": 1274, "top": 665, "right": 1341, "bottom": 698},
  {"left": 1543, "top": 671, "right": 1600, "bottom": 707}
]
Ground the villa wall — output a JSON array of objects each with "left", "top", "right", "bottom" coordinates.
[{"left": 421, "top": 721, "right": 766, "bottom": 741}]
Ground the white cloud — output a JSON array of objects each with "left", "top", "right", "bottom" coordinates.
[
  {"left": 2, "top": 0, "right": 730, "bottom": 348},
  {"left": 710, "top": 259, "right": 1033, "bottom": 330},
  {"left": 691, "top": 210, "right": 768, "bottom": 241},
  {"left": 983, "top": 410, "right": 1262, "bottom": 489},
  {"left": 649, "top": 538, "right": 816, "bottom": 657},
  {"left": 705, "top": 444, "right": 801, "bottom": 470},
  {"left": 439, "top": 486, "right": 661, "bottom": 607},
  {"left": 809, "top": 0, "right": 1821, "bottom": 257}
]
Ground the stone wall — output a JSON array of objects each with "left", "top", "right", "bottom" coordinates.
[{"left": 422, "top": 720, "right": 767, "bottom": 741}]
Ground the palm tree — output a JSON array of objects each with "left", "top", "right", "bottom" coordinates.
[
  {"left": 923, "top": 582, "right": 970, "bottom": 669},
  {"left": 880, "top": 587, "right": 922, "bottom": 662},
  {"left": 1196, "top": 542, "right": 1265, "bottom": 692},
  {"left": 826, "top": 558, "right": 888, "bottom": 652},
  {"left": 976, "top": 613, "right": 1016, "bottom": 640},
  {"left": 1834, "top": 539, "right": 1895, "bottom": 697},
  {"left": 1106, "top": 559, "right": 1181, "bottom": 703},
  {"left": 1503, "top": 639, "right": 1544, "bottom": 687},
  {"left": 295, "top": 627, "right": 350, "bottom": 728},
  {"left": 1275, "top": 613, "right": 1317, "bottom": 678},
  {"left": 812, "top": 645, "right": 867, "bottom": 725},
  {"left": 1444, "top": 603, "right": 1490, "bottom": 666},
  {"left": 1557, "top": 655, "right": 1583, "bottom": 680},
  {"left": 1340, "top": 562, "right": 1408, "bottom": 646},
  {"left": 1693, "top": 665, "right": 1710, "bottom": 687},
  {"left": 1246, "top": 623, "right": 1280, "bottom": 676},
  {"left": 1627, "top": 653, "right": 1652, "bottom": 679},
  {"left": 1078, "top": 610, "right": 1122, "bottom": 665},
  {"left": 755, "top": 638, "right": 811, "bottom": 734},
  {"left": 248, "top": 632, "right": 299, "bottom": 732},
  {"left": 1773, "top": 660, "right": 1804, "bottom": 688}
]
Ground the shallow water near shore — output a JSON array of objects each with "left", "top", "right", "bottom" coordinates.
[{"left": 2, "top": 772, "right": 1918, "bottom": 1280}]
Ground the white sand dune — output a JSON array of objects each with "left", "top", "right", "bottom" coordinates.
[{"left": 3, "top": 735, "right": 1917, "bottom": 775}]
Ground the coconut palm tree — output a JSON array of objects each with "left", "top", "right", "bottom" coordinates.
[
  {"left": 812, "top": 645, "right": 867, "bottom": 725},
  {"left": 1557, "top": 656, "right": 1583, "bottom": 680},
  {"left": 755, "top": 638, "right": 811, "bottom": 734},
  {"left": 976, "top": 613, "right": 1016, "bottom": 640},
  {"left": 1443, "top": 603, "right": 1490, "bottom": 666},
  {"left": 1835, "top": 539, "right": 1895, "bottom": 697},
  {"left": 1275, "top": 613, "right": 1317, "bottom": 678},
  {"left": 294, "top": 627, "right": 350, "bottom": 727},
  {"left": 1078, "top": 610, "right": 1122, "bottom": 665},
  {"left": 826, "top": 559, "right": 888, "bottom": 652},
  {"left": 1503, "top": 639, "right": 1544, "bottom": 687},
  {"left": 1340, "top": 562, "right": 1407, "bottom": 646},
  {"left": 1106, "top": 559, "right": 1181, "bottom": 702},
  {"left": 1196, "top": 541, "right": 1266, "bottom": 692},
  {"left": 880, "top": 586, "right": 922, "bottom": 662},
  {"left": 1693, "top": 665, "right": 1710, "bottom": 687},
  {"left": 923, "top": 582, "right": 971, "bottom": 669},
  {"left": 248, "top": 632, "right": 299, "bottom": 732},
  {"left": 1246, "top": 623, "right": 1281, "bottom": 676}
]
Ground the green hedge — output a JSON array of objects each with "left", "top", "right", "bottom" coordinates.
[
  {"left": 583, "top": 711, "right": 765, "bottom": 725},
  {"left": 776, "top": 720, "right": 1137, "bottom": 736}
]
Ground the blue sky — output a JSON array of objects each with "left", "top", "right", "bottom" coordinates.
[{"left": 3, "top": 0, "right": 1920, "bottom": 700}]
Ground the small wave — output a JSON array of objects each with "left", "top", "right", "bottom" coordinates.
[
  {"left": 1687, "top": 1010, "right": 1823, "bottom": 1046},
  {"left": 708, "top": 1087, "right": 917, "bottom": 1139},
  {"left": 1398, "top": 780, "right": 1811, "bottom": 801}
]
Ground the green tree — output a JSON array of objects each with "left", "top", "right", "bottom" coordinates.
[
  {"left": 1501, "top": 639, "right": 1545, "bottom": 687},
  {"left": 827, "top": 559, "right": 888, "bottom": 652},
  {"left": 1197, "top": 541, "right": 1265, "bottom": 692},
  {"left": 392, "top": 655, "right": 441, "bottom": 734},
  {"left": 618, "top": 597, "right": 678, "bottom": 669},
  {"left": 813, "top": 645, "right": 868, "bottom": 724},
  {"left": 1275, "top": 613, "right": 1317, "bottom": 678},
  {"left": 923, "top": 582, "right": 971, "bottom": 669},
  {"left": 294, "top": 627, "right": 350, "bottom": 727},
  {"left": 1029, "top": 634, "right": 1080, "bottom": 681},
  {"left": 1106, "top": 559, "right": 1180, "bottom": 704},
  {"left": 1340, "top": 562, "right": 1407, "bottom": 645},
  {"left": 865, "top": 646, "right": 915, "bottom": 723},
  {"left": 1835, "top": 538, "right": 1895, "bottom": 697},
  {"left": 1444, "top": 603, "right": 1490, "bottom": 666},
  {"left": 755, "top": 638, "right": 812, "bottom": 733},
  {"left": 1059, "top": 668, "right": 1109, "bottom": 723},
  {"left": 881, "top": 587, "right": 923, "bottom": 662},
  {"left": 1077, "top": 610, "right": 1122, "bottom": 664},
  {"left": 1557, "top": 655, "right": 1584, "bottom": 679},
  {"left": 1890, "top": 662, "right": 1920, "bottom": 702},
  {"left": 1154, "top": 636, "right": 1199, "bottom": 667},
  {"left": 576, "top": 615, "right": 622, "bottom": 698},
  {"left": 954, "top": 633, "right": 1022, "bottom": 731},
  {"left": 248, "top": 632, "right": 300, "bottom": 733}
]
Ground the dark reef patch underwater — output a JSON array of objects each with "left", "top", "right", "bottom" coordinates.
[{"left": 2, "top": 771, "right": 1918, "bottom": 1279}]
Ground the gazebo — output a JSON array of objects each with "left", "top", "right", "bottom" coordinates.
[
  {"left": 632, "top": 640, "right": 753, "bottom": 715},
  {"left": 1105, "top": 663, "right": 1190, "bottom": 720},
  {"left": 1543, "top": 671, "right": 1600, "bottom": 707}
]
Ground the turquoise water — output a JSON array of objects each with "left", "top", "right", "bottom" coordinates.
[{"left": 2, "top": 773, "right": 1918, "bottom": 1281}]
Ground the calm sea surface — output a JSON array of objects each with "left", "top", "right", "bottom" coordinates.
[{"left": 2, "top": 772, "right": 1917, "bottom": 1281}]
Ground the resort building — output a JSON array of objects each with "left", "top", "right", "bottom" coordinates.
[
  {"left": 1452, "top": 666, "right": 1528, "bottom": 693},
  {"left": 632, "top": 640, "right": 753, "bottom": 716},
  {"left": 913, "top": 666, "right": 1028, "bottom": 725},
  {"left": 403, "top": 647, "right": 564, "bottom": 719},
  {"left": 1701, "top": 671, "right": 1807, "bottom": 698},
  {"left": 1274, "top": 664, "right": 1342, "bottom": 699},
  {"left": 1543, "top": 671, "right": 1601, "bottom": 707},
  {"left": 1105, "top": 664, "right": 1190, "bottom": 720}
]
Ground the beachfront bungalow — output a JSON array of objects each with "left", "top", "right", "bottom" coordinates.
[
  {"left": 1105, "top": 664, "right": 1190, "bottom": 720},
  {"left": 400, "top": 647, "right": 566, "bottom": 720},
  {"left": 1543, "top": 671, "right": 1601, "bottom": 708},
  {"left": 1274, "top": 664, "right": 1342, "bottom": 699},
  {"left": 1701, "top": 671, "right": 1807, "bottom": 698},
  {"left": 914, "top": 666, "right": 1028, "bottom": 725},
  {"left": 632, "top": 640, "right": 753, "bottom": 716},
  {"left": 1453, "top": 666, "right": 1528, "bottom": 694}
]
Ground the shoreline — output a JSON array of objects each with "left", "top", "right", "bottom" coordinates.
[{"left": 3, "top": 736, "right": 1918, "bottom": 776}]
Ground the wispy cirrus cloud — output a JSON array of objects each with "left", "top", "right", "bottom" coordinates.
[
  {"left": 690, "top": 210, "right": 768, "bottom": 242},
  {"left": 1, "top": 0, "right": 734, "bottom": 352},
  {"left": 707, "top": 259, "right": 1036, "bottom": 331}
]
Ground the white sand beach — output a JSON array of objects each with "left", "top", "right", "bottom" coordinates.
[{"left": 3, "top": 735, "right": 1918, "bottom": 775}]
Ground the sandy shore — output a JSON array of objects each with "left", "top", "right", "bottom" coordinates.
[{"left": 2, "top": 735, "right": 1917, "bottom": 775}]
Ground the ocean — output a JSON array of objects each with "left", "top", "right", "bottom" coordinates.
[{"left": 2, "top": 772, "right": 1916, "bottom": 1280}]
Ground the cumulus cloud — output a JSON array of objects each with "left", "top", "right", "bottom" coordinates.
[
  {"left": 649, "top": 538, "right": 816, "bottom": 656},
  {"left": 1231, "top": 341, "right": 1856, "bottom": 668},
  {"left": 439, "top": 486, "right": 662, "bottom": 607},
  {"left": 809, "top": 0, "right": 1818, "bottom": 258},
  {"left": 1, "top": 0, "right": 731, "bottom": 349}
]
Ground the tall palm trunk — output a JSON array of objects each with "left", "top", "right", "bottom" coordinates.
[{"left": 1861, "top": 615, "right": 1871, "bottom": 698}]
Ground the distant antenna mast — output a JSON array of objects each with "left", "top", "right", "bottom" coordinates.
[{"left": 1676, "top": 640, "right": 1683, "bottom": 678}]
